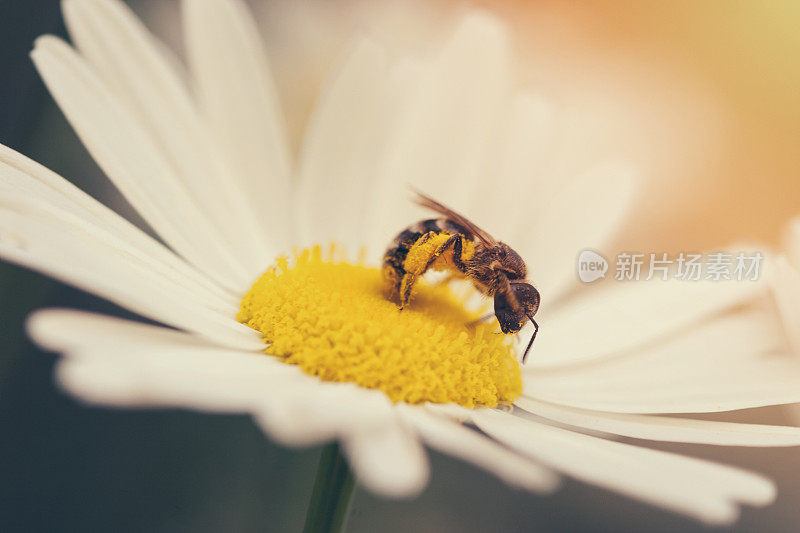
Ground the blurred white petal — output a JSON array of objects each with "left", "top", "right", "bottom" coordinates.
[
  {"left": 295, "top": 36, "right": 390, "bottom": 252},
  {"left": 52, "top": 341, "right": 302, "bottom": 412},
  {"left": 424, "top": 401, "right": 475, "bottom": 421},
  {"left": 253, "top": 383, "right": 394, "bottom": 447},
  {"left": 516, "top": 397, "right": 800, "bottom": 446},
  {"left": 0, "top": 194, "right": 236, "bottom": 314},
  {"left": 3, "top": 202, "right": 260, "bottom": 349},
  {"left": 184, "top": 0, "right": 292, "bottom": 257},
  {"left": 31, "top": 35, "right": 251, "bottom": 290},
  {"left": 770, "top": 256, "right": 800, "bottom": 353},
  {"left": 466, "top": 91, "right": 555, "bottom": 233},
  {"left": 362, "top": 12, "right": 512, "bottom": 253},
  {"left": 528, "top": 276, "right": 768, "bottom": 369},
  {"left": 397, "top": 404, "right": 560, "bottom": 492},
  {"left": 473, "top": 409, "right": 775, "bottom": 525},
  {"left": 343, "top": 416, "right": 430, "bottom": 498},
  {"left": 358, "top": 56, "right": 425, "bottom": 256},
  {"left": 27, "top": 309, "right": 244, "bottom": 352},
  {"left": 524, "top": 309, "right": 800, "bottom": 413},
  {"left": 516, "top": 161, "right": 638, "bottom": 304},
  {"left": 783, "top": 215, "right": 800, "bottom": 271},
  {"left": 63, "top": 0, "right": 275, "bottom": 275},
  {"left": 29, "top": 310, "right": 395, "bottom": 446},
  {"left": 0, "top": 144, "right": 234, "bottom": 307}
]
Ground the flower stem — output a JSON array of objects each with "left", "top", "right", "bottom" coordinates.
[{"left": 303, "top": 442, "right": 356, "bottom": 533}]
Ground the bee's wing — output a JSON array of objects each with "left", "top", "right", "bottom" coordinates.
[{"left": 412, "top": 188, "right": 498, "bottom": 247}]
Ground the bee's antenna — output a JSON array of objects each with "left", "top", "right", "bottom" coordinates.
[{"left": 522, "top": 315, "right": 538, "bottom": 364}]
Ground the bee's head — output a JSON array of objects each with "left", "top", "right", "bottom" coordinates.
[
  {"left": 489, "top": 243, "right": 527, "bottom": 280},
  {"left": 493, "top": 282, "right": 540, "bottom": 334}
]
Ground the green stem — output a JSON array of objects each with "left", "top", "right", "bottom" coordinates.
[{"left": 303, "top": 443, "right": 356, "bottom": 533}]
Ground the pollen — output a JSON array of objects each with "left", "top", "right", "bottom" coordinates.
[
  {"left": 237, "top": 246, "right": 522, "bottom": 408},
  {"left": 404, "top": 232, "right": 477, "bottom": 272}
]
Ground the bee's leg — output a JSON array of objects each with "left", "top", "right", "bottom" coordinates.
[
  {"left": 382, "top": 263, "right": 403, "bottom": 303},
  {"left": 397, "top": 231, "right": 439, "bottom": 309},
  {"left": 400, "top": 233, "right": 464, "bottom": 309},
  {"left": 400, "top": 232, "right": 464, "bottom": 309},
  {"left": 451, "top": 235, "right": 467, "bottom": 271},
  {"left": 422, "top": 234, "right": 465, "bottom": 272},
  {"left": 398, "top": 273, "right": 419, "bottom": 310}
]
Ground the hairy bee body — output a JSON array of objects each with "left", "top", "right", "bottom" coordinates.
[
  {"left": 382, "top": 218, "right": 479, "bottom": 305},
  {"left": 382, "top": 192, "right": 542, "bottom": 363}
]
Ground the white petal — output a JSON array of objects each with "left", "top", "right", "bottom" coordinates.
[
  {"left": 28, "top": 309, "right": 234, "bottom": 352},
  {"left": 783, "top": 215, "right": 800, "bottom": 271},
  {"left": 770, "top": 255, "right": 800, "bottom": 353},
  {"left": 0, "top": 186, "right": 263, "bottom": 350},
  {"left": 35, "top": 311, "right": 339, "bottom": 421},
  {"left": 460, "top": 95, "right": 638, "bottom": 304},
  {"left": 362, "top": 12, "right": 513, "bottom": 256},
  {"left": 517, "top": 160, "right": 638, "bottom": 304},
  {"left": 31, "top": 36, "right": 252, "bottom": 291},
  {"left": 63, "top": 0, "right": 274, "bottom": 273},
  {"left": 253, "top": 383, "right": 394, "bottom": 447},
  {"left": 396, "top": 404, "right": 560, "bottom": 492},
  {"left": 0, "top": 143, "right": 234, "bottom": 307},
  {"left": 52, "top": 336, "right": 303, "bottom": 412},
  {"left": 516, "top": 397, "right": 800, "bottom": 446},
  {"left": 357, "top": 57, "right": 425, "bottom": 257},
  {"left": 343, "top": 415, "right": 429, "bottom": 498},
  {"left": 32, "top": 310, "right": 396, "bottom": 447},
  {"left": 424, "top": 401, "right": 475, "bottom": 421},
  {"left": 527, "top": 275, "right": 768, "bottom": 369},
  {"left": 0, "top": 194, "right": 237, "bottom": 315},
  {"left": 6, "top": 198, "right": 267, "bottom": 349},
  {"left": 465, "top": 91, "right": 555, "bottom": 232},
  {"left": 473, "top": 409, "right": 775, "bottom": 525},
  {"left": 55, "top": 354, "right": 282, "bottom": 413},
  {"left": 29, "top": 307, "right": 261, "bottom": 358},
  {"left": 295, "top": 36, "right": 390, "bottom": 252},
  {"left": 524, "top": 308, "right": 800, "bottom": 413},
  {"left": 183, "top": 0, "right": 292, "bottom": 254}
]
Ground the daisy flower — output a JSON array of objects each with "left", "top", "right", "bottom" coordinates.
[{"left": 3, "top": 0, "right": 800, "bottom": 528}]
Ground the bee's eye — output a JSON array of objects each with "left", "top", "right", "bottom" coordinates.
[{"left": 511, "top": 283, "right": 540, "bottom": 317}]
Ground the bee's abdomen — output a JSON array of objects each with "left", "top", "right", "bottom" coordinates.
[{"left": 382, "top": 228, "right": 422, "bottom": 299}]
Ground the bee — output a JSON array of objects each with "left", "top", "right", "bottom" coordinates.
[{"left": 383, "top": 191, "right": 540, "bottom": 363}]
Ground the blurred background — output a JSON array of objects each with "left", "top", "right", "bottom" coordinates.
[{"left": 1, "top": 0, "right": 799, "bottom": 531}]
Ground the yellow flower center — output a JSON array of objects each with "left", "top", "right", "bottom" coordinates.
[{"left": 237, "top": 246, "right": 521, "bottom": 408}]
